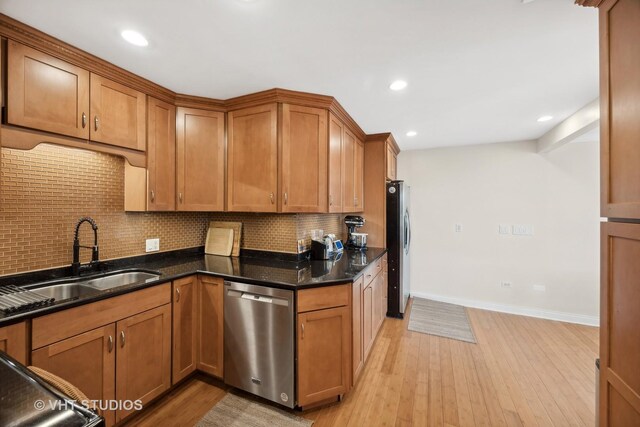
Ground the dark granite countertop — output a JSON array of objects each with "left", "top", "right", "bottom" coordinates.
[{"left": 0, "top": 247, "right": 386, "bottom": 327}]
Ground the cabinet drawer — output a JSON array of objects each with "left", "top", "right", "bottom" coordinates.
[
  {"left": 298, "top": 284, "right": 350, "bottom": 313},
  {"left": 32, "top": 283, "right": 171, "bottom": 349},
  {"left": 363, "top": 257, "right": 383, "bottom": 287}
]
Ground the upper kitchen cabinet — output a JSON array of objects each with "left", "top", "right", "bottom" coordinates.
[
  {"left": 7, "top": 41, "right": 90, "bottom": 139},
  {"left": 280, "top": 104, "right": 328, "bottom": 213},
  {"left": 341, "top": 128, "right": 365, "bottom": 213},
  {"left": 90, "top": 74, "right": 146, "bottom": 151},
  {"left": 386, "top": 144, "right": 397, "bottom": 181},
  {"left": 176, "top": 108, "right": 225, "bottom": 211},
  {"left": 354, "top": 138, "right": 364, "bottom": 211},
  {"left": 600, "top": 0, "right": 640, "bottom": 219},
  {"left": 227, "top": 104, "right": 278, "bottom": 212},
  {"left": 328, "top": 113, "right": 344, "bottom": 213}
]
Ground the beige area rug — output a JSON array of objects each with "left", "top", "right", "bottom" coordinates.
[
  {"left": 408, "top": 298, "right": 477, "bottom": 343},
  {"left": 196, "top": 393, "right": 314, "bottom": 427}
]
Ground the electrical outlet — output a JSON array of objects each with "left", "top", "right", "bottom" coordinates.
[
  {"left": 533, "top": 284, "right": 546, "bottom": 292},
  {"left": 501, "top": 281, "right": 512, "bottom": 289},
  {"left": 455, "top": 224, "right": 463, "bottom": 233},
  {"left": 146, "top": 238, "right": 160, "bottom": 252}
]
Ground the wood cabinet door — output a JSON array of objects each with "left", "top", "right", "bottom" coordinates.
[
  {"left": 0, "top": 321, "right": 27, "bottom": 365},
  {"left": 280, "top": 104, "right": 328, "bottom": 213},
  {"left": 227, "top": 104, "right": 278, "bottom": 212},
  {"left": 147, "top": 97, "right": 176, "bottom": 211},
  {"left": 362, "top": 284, "right": 373, "bottom": 359},
  {"left": 600, "top": 222, "right": 640, "bottom": 426},
  {"left": 31, "top": 324, "right": 116, "bottom": 426},
  {"left": 176, "top": 108, "right": 225, "bottom": 211},
  {"left": 354, "top": 139, "right": 364, "bottom": 212},
  {"left": 7, "top": 41, "right": 90, "bottom": 139},
  {"left": 297, "top": 306, "right": 351, "bottom": 407},
  {"left": 328, "top": 113, "right": 344, "bottom": 213},
  {"left": 352, "top": 277, "right": 364, "bottom": 386},
  {"left": 600, "top": 0, "right": 640, "bottom": 219},
  {"left": 115, "top": 304, "right": 171, "bottom": 422},
  {"left": 172, "top": 276, "right": 197, "bottom": 384},
  {"left": 372, "top": 273, "right": 384, "bottom": 334},
  {"left": 197, "top": 276, "right": 224, "bottom": 378},
  {"left": 342, "top": 128, "right": 356, "bottom": 212},
  {"left": 90, "top": 73, "right": 146, "bottom": 151}
]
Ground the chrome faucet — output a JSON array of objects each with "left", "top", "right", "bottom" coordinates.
[{"left": 72, "top": 217, "right": 99, "bottom": 275}]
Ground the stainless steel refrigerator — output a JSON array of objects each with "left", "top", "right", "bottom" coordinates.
[{"left": 386, "top": 180, "right": 411, "bottom": 318}]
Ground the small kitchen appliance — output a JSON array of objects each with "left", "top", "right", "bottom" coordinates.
[
  {"left": 344, "top": 215, "right": 367, "bottom": 250},
  {"left": 311, "top": 234, "right": 343, "bottom": 260}
]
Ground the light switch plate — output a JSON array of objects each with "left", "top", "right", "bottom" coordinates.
[
  {"left": 146, "top": 238, "right": 160, "bottom": 252},
  {"left": 455, "top": 224, "right": 463, "bottom": 233},
  {"left": 498, "top": 224, "right": 511, "bottom": 235},
  {"left": 512, "top": 224, "right": 534, "bottom": 236}
]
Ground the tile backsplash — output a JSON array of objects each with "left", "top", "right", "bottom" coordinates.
[{"left": 0, "top": 144, "right": 343, "bottom": 276}]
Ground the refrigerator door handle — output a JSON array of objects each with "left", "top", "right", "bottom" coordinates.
[{"left": 404, "top": 209, "right": 411, "bottom": 254}]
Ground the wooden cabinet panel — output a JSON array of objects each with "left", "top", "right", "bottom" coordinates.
[
  {"left": 372, "top": 274, "right": 384, "bottom": 335},
  {"left": 147, "top": 97, "right": 176, "bottom": 211},
  {"left": 297, "top": 284, "right": 349, "bottom": 313},
  {"left": 343, "top": 128, "right": 356, "bottom": 212},
  {"left": 363, "top": 284, "right": 373, "bottom": 359},
  {"left": 172, "top": 276, "right": 197, "bottom": 384},
  {"left": 601, "top": 221, "right": 640, "bottom": 426},
  {"left": 354, "top": 139, "right": 364, "bottom": 212},
  {"left": 600, "top": 0, "right": 640, "bottom": 219},
  {"left": 352, "top": 277, "right": 364, "bottom": 386},
  {"left": 386, "top": 144, "right": 397, "bottom": 181},
  {"left": 297, "top": 306, "right": 350, "bottom": 407},
  {"left": 197, "top": 276, "right": 224, "bottom": 378},
  {"left": 115, "top": 304, "right": 171, "bottom": 422},
  {"left": 328, "top": 113, "right": 344, "bottom": 213},
  {"left": 7, "top": 41, "right": 90, "bottom": 139},
  {"left": 176, "top": 108, "right": 225, "bottom": 211},
  {"left": 0, "top": 321, "right": 27, "bottom": 365},
  {"left": 280, "top": 104, "right": 328, "bottom": 213},
  {"left": 32, "top": 325, "right": 116, "bottom": 426},
  {"left": 227, "top": 104, "right": 278, "bottom": 212},
  {"left": 90, "top": 74, "right": 146, "bottom": 151}
]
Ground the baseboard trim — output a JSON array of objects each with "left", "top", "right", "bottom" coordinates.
[{"left": 410, "top": 291, "right": 599, "bottom": 327}]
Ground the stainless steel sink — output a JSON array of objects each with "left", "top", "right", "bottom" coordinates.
[
  {"left": 30, "top": 283, "right": 100, "bottom": 302},
  {"left": 81, "top": 271, "right": 160, "bottom": 290}
]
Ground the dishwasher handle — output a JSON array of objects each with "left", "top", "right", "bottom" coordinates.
[{"left": 226, "top": 289, "right": 290, "bottom": 307}]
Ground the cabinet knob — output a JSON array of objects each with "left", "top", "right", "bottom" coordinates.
[
  {"left": 108, "top": 335, "right": 113, "bottom": 353},
  {"left": 176, "top": 288, "right": 181, "bottom": 302},
  {"left": 270, "top": 192, "right": 274, "bottom": 204},
  {"left": 94, "top": 116, "right": 99, "bottom": 131},
  {"left": 120, "top": 331, "right": 125, "bottom": 347},
  {"left": 82, "top": 112, "right": 87, "bottom": 129}
]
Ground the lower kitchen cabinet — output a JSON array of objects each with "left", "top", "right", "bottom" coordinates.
[
  {"left": 196, "top": 275, "right": 224, "bottom": 378},
  {"left": 297, "top": 305, "right": 351, "bottom": 407},
  {"left": 31, "top": 325, "right": 117, "bottom": 426},
  {"left": 0, "top": 321, "right": 27, "bottom": 365},
  {"left": 362, "top": 283, "right": 373, "bottom": 359},
  {"left": 352, "top": 277, "right": 364, "bottom": 386},
  {"left": 115, "top": 303, "right": 172, "bottom": 422},
  {"left": 172, "top": 276, "right": 198, "bottom": 383}
]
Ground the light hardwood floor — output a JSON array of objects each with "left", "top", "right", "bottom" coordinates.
[{"left": 124, "top": 299, "right": 598, "bottom": 427}]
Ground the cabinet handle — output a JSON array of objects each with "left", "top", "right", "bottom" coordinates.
[
  {"left": 94, "top": 116, "right": 99, "bottom": 131},
  {"left": 150, "top": 190, "right": 155, "bottom": 202},
  {"left": 354, "top": 197, "right": 358, "bottom": 206},
  {"left": 179, "top": 192, "right": 183, "bottom": 203},
  {"left": 284, "top": 192, "right": 288, "bottom": 205},
  {"left": 270, "top": 192, "right": 274, "bottom": 204},
  {"left": 176, "top": 288, "right": 181, "bottom": 302},
  {"left": 120, "top": 331, "right": 125, "bottom": 347},
  {"left": 301, "top": 323, "right": 305, "bottom": 339},
  {"left": 329, "top": 194, "right": 333, "bottom": 206},
  {"left": 108, "top": 335, "right": 113, "bottom": 353},
  {"left": 82, "top": 112, "right": 87, "bottom": 129}
]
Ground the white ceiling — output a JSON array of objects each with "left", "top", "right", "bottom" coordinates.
[{"left": 0, "top": 0, "right": 599, "bottom": 151}]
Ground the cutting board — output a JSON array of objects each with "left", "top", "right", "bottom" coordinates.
[
  {"left": 205, "top": 228, "right": 234, "bottom": 256},
  {"left": 208, "top": 221, "right": 242, "bottom": 256}
]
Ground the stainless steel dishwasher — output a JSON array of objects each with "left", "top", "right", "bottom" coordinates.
[{"left": 224, "top": 281, "right": 295, "bottom": 408}]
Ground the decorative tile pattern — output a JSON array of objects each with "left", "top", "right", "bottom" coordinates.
[{"left": 0, "top": 144, "right": 345, "bottom": 275}]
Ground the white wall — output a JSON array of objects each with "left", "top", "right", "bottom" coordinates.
[{"left": 397, "top": 140, "right": 600, "bottom": 325}]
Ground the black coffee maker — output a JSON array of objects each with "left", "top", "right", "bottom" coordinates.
[{"left": 344, "top": 215, "right": 367, "bottom": 250}]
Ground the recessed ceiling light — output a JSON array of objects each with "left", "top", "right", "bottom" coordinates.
[
  {"left": 121, "top": 30, "right": 148, "bottom": 47},
  {"left": 406, "top": 131, "right": 417, "bottom": 137},
  {"left": 389, "top": 80, "right": 408, "bottom": 91},
  {"left": 537, "top": 115, "right": 553, "bottom": 122}
]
